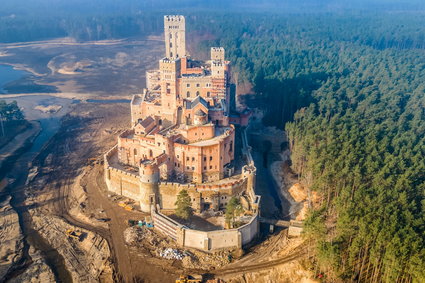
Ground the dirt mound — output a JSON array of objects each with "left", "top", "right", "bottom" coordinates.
[{"left": 288, "top": 183, "right": 307, "bottom": 202}]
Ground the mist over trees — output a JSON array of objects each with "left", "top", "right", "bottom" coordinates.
[{"left": 0, "top": 0, "right": 425, "bottom": 42}]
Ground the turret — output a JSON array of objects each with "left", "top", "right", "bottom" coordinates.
[
  {"left": 211, "top": 47, "right": 225, "bottom": 62},
  {"left": 139, "top": 160, "right": 160, "bottom": 212},
  {"left": 164, "top": 15, "right": 186, "bottom": 59},
  {"left": 194, "top": 109, "right": 207, "bottom": 125}
]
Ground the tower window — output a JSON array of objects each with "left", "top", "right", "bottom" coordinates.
[
  {"left": 187, "top": 83, "right": 190, "bottom": 87},
  {"left": 196, "top": 83, "right": 200, "bottom": 87},
  {"left": 170, "top": 42, "right": 173, "bottom": 47},
  {"left": 196, "top": 91, "right": 200, "bottom": 96},
  {"left": 187, "top": 91, "right": 190, "bottom": 98},
  {"left": 207, "top": 92, "right": 210, "bottom": 97}
]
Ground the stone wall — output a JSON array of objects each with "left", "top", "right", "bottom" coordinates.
[
  {"left": 104, "top": 146, "right": 140, "bottom": 198},
  {"left": 151, "top": 205, "right": 259, "bottom": 252}
]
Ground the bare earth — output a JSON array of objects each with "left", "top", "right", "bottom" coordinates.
[{"left": 0, "top": 37, "right": 316, "bottom": 282}]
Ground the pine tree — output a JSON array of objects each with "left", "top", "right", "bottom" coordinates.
[{"left": 175, "top": 189, "right": 192, "bottom": 220}]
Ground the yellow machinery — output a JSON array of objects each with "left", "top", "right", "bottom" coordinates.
[
  {"left": 66, "top": 229, "right": 83, "bottom": 241},
  {"left": 119, "top": 201, "right": 133, "bottom": 211}
]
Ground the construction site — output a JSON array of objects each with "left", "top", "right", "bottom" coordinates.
[{"left": 0, "top": 14, "right": 315, "bottom": 283}]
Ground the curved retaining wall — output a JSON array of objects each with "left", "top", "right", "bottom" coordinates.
[{"left": 151, "top": 205, "right": 259, "bottom": 252}]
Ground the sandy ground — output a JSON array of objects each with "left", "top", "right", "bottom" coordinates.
[
  {"left": 0, "top": 197, "right": 23, "bottom": 279},
  {"left": 0, "top": 37, "right": 164, "bottom": 96}
]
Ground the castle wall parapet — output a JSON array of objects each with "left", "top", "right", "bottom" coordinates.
[{"left": 151, "top": 204, "right": 259, "bottom": 252}]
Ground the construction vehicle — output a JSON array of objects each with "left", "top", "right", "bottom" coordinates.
[
  {"left": 175, "top": 275, "right": 203, "bottom": 283},
  {"left": 118, "top": 201, "right": 134, "bottom": 211},
  {"left": 66, "top": 229, "right": 84, "bottom": 241}
]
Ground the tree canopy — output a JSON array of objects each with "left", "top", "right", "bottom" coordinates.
[
  {"left": 175, "top": 189, "right": 193, "bottom": 220},
  {"left": 189, "top": 12, "right": 425, "bottom": 282},
  {"left": 0, "top": 100, "right": 24, "bottom": 120}
]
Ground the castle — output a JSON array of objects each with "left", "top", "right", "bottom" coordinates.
[{"left": 103, "top": 16, "right": 260, "bottom": 244}]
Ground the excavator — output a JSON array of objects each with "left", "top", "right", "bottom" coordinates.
[{"left": 66, "top": 229, "right": 84, "bottom": 241}]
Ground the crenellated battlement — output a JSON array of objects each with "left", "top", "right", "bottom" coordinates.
[{"left": 164, "top": 15, "right": 185, "bottom": 22}]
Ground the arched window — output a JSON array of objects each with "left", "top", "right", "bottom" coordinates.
[
  {"left": 149, "top": 150, "right": 153, "bottom": 157},
  {"left": 134, "top": 148, "right": 137, "bottom": 156},
  {"left": 196, "top": 91, "right": 200, "bottom": 96},
  {"left": 207, "top": 91, "right": 210, "bottom": 97},
  {"left": 158, "top": 119, "right": 162, "bottom": 125},
  {"left": 187, "top": 91, "right": 190, "bottom": 98}
]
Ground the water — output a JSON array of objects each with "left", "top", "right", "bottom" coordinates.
[{"left": 0, "top": 65, "right": 28, "bottom": 94}]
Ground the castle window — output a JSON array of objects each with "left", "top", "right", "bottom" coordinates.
[
  {"left": 187, "top": 157, "right": 189, "bottom": 161},
  {"left": 203, "top": 157, "right": 206, "bottom": 162},
  {"left": 134, "top": 149, "right": 137, "bottom": 155},
  {"left": 192, "top": 157, "right": 195, "bottom": 161},
  {"left": 204, "top": 166, "right": 206, "bottom": 170},
  {"left": 170, "top": 52, "right": 173, "bottom": 57},
  {"left": 207, "top": 92, "right": 210, "bottom": 97},
  {"left": 210, "top": 166, "right": 212, "bottom": 169},
  {"left": 169, "top": 33, "right": 172, "bottom": 39},
  {"left": 192, "top": 166, "right": 195, "bottom": 170},
  {"left": 196, "top": 91, "right": 200, "bottom": 96},
  {"left": 196, "top": 83, "right": 200, "bottom": 87},
  {"left": 187, "top": 83, "right": 190, "bottom": 87},
  {"left": 187, "top": 166, "right": 190, "bottom": 170},
  {"left": 187, "top": 91, "right": 190, "bottom": 98},
  {"left": 150, "top": 150, "right": 153, "bottom": 157},
  {"left": 177, "top": 155, "right": 179, "bottom": 158},
  {"left": 175, "top": 162, "right": 177, "bottom": 166},
  {"left": 170, "top": 42, "right": 172, "bottom": 47},
  {"left": 210, "top": 156, "right": 213, "bottom": 161}
]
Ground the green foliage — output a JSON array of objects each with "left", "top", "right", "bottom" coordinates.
[
  {"left": 188, "top": 12, "right": 425, "bottom": 282},
  {"left": 175, "top": 189, "right": 192, "bottom": 220},
  {"left": 225, "top": 197, "right": 243, "bottom": 226},
  {"left": 0, "top": 100, "right": 24, "bottom": 120}
]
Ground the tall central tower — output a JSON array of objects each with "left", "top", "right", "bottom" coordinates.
[{"left": 164, "top": 15, "right": 186, "bottom": 59}]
